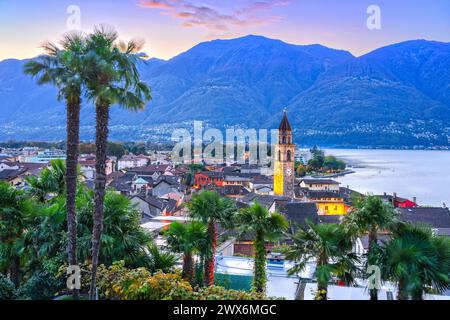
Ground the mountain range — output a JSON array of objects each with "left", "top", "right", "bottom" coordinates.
[{"left": 0, "top": 35, "right": 449, "bottom": 148}]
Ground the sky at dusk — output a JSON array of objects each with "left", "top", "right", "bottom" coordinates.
[{"left": 0, "top": 0, "right": 449, "bottom": 61}]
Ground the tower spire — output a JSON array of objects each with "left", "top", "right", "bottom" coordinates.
[{"left": 279, "top": 108, "right": 292, "bottom": 131}]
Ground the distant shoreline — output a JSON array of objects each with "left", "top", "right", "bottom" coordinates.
[
  {"left": 2, "top": 140, "right": 450, "bottom": 152},
  {"left": 310, "top": 169, "right": 356, "bottom": 179}
]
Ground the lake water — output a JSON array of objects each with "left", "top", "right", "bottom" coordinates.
[{"left": 325, "top": 149, "right": 450, "bottom": 207}]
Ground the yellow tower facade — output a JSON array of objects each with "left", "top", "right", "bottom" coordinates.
[{"left": 273, "top": 110, "right": 295, "bottom": 198}]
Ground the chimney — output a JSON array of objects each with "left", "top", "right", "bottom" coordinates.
[
  {"left": 444, "top": 202, "right": 447, "bottom": 209},
  {"left": 384, "top": 192, "right": 387, "bottom": 196},
  {"left": 392, "top": 192, "right": 397, "bottom": 206},
  {"left": 413, "top": 197, "right": 417, "bottom": 204}
]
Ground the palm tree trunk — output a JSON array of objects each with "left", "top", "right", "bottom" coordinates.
[
  {"left": 317, "top": 282, "right": 328, "bottom": 301},
  {"left": 397, "top": 277, "right": 409, "bottom": 300},
  {"left": 411, "top": 288, "right": 423, "bottom": 300},
  {"left": 89, "top": 102, "right": 109, "bottom": 300},
  {"left": 195, "top": 253, "right": 205, "bottom": 287},
  {"left": 182, "top": 252, "right": 194, "bottom": 282},
  {"left": 368, "top": 227, "right": 378, "bottom": 251},
  {"left": 368, "top": 226, "right": 378, "bottom": 301},
  {"left": 10, "top": 256, "right": 21, "bottom": 288},
  {"left": 369, "top": 286, "right": 378, "bottom": 301},
  {"left": 295, "top": 279, "right": 307, "bottom": 300},
  {"left": 316, "top": 253, "right": 328, "bottom": 300},
  {"left": 253, "top": 231, "right": 267, "bottom": 294},
  {"left": 204, "top": 221, "right": 217, "bottom": 286},
  {"left": 66, "top": 96, "right": 81, "bottom": 299}
]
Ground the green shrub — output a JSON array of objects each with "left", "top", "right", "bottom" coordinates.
[
  {"left": 95, "top": 262, "right": 192, "bottom": 300},
  {"left": 192, "top": 286, "right": 266, "bottom": 300},
  {"left": 58, "top": 261, "right": 193, "bottom": 300},
  {"left": 113, "top": 271, "right": 193, "bottom": 300},
  {"left": 19, "top": 271, "right": 63, "bottom": 300},
  {"left": 57, "top": 261, "right": 275, "bottom": 301},
  {"left": 0, "top": 274, "right": 17, "bottom": 300}
]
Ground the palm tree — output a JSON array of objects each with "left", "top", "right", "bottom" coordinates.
[
  {"left": 382, "top": 223, "right": 450, "bottom": 300},
  {"left": 26, "top": 167, "right": 58, "bottom": 203},
  {"left": 76, "top": 188, "right": 154, "bottom": 267},
  {"left": 165, "top": 221, "right": 207, "bottom": 282},
  {"left": 24, "top": 197, "right": 67, "bottom": 268},
  {"left": 343, "top": 195, "right": 397, "bottom": 300},
  {"left": 83, "top": 26, "right": 152, "bottom": 299},
  {"left": 146, "top": 243, "right": 178, "bottom": 274},
  {"left": 26, "top": 159, "right": 68, "bottom": 202},
  {"left": 46, "top": 159, "right": 67, "bottom": 195},
  {"left": 286, "top": 221, "right": 359, "bottom": 300},
  {"left": 186, "top": 190, "right": 236, "bottom": 286},
  {"left": 0, "top": 182, "right": 34, "bottom": 287},
  {"left": 234, "top": 202, "right": 288, "bottom": 293},
  {"left": 24, "top": 33, "right": 86, "bottom": 298}
]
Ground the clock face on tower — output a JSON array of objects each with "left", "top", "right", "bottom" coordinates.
[{"left": 286, "top": 182, "right": 293, "bottom": 191}]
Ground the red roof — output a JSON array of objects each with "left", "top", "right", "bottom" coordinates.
[{"left": 132, "top": 165, "right": 170, "bottom": 172}]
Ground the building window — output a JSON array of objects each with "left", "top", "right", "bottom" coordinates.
[
  {"left": 287, "top": 150, "right": 292, "bottom": 162},
  {"left": 282, "top": 136, "right": 286, "bottom": 144}
]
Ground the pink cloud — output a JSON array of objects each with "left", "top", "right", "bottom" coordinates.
[
  {"left": 139, "top": 0, "right": 176, "bottom": 9},
  {"left": 236, "top": 0, "right": 292, "bottom": 15},
  {"left": 139, "top": 0, "right": 292, "bottom": 34}
]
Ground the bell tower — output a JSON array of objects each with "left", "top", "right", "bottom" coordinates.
[{"left": 273, "top": 109, "right": 295, "bottom": 198}]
